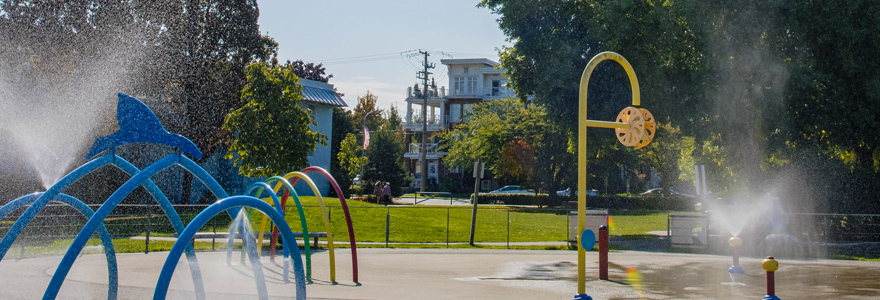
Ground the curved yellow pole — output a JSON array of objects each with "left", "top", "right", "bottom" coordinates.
[
  {"left": 279, "top": 171, "right": 337, "bottom": 283},
  {"left": 578, "top": 51, "right": 640, "bottom": 294}
]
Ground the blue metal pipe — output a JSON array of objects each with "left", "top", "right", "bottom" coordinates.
[
  {"left": 43, "top": 155, "right": 178, "bottom": 299},
  {"left": 0, "top": 155, "right": 112, "bottom": 262},
  {"left": 0, "top": 193, "right": 118, "bottom": 300},
  {"left": 153, "top": 196, "right": 306, "bottom": 300}
]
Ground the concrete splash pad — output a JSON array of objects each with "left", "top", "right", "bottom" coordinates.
[{"left": 0, "top": 248, "right": 878, "bottom": 299}]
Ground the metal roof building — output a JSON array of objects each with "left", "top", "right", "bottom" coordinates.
[{"left": 299, "top": 79, "right": 347, "bottom": 107}]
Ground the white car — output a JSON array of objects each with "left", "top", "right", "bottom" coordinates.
[{"left": 490, "top": 185, "right": 533, "bottom": 194}]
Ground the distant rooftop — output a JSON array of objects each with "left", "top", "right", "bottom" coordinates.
[
  {"left": 440, "top": 58, "right": 498, "bottom": 67},
  {"left": 299, "top": 79, "right": 347, "bottom": 107}
]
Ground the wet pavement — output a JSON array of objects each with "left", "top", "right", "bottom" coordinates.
[{"left": 0, "top": 248, "right": 879, "bottom": 299}]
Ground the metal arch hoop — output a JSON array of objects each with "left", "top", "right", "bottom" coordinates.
[{"left": 576, "top": 51, "right": 640, "bottom": 295}]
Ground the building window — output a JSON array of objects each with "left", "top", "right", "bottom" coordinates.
[
  {"left": 453, "top": 76, "right": 478, "bottom": 95},
  {"left": 463, "top": 67, "right": 469, "bottom": 74},
  {"left": 492, "top": 80, "right": 500, "bottom": 96},
  {"left": 450, "top": 104, "right": 461, "bottom": 123},
  {"left": 462, "top": 104, "right": 473, "bottom": 121}
]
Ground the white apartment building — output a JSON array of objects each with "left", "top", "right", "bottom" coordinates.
[{"left": 404, "top": 58, "right": 519, "bottom": 187}]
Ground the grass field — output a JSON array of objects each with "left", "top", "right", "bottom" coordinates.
[
  {"left": 2, "top": 197, "right": 675, "bottom": 255},
  {"left": 241, "top": 197, "right": 673, "bottom": 245}
]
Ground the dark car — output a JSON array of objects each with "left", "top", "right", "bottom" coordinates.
[{"left": 556, "top": 188, "right": 598, "bottom": 196}]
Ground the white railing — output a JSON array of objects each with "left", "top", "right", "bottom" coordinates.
[
  {"left": 408, "top": 143, "right": 440, "bottom": 154},
  {"left": 483, "top": 87, "right": 515, "bottom": 98}
]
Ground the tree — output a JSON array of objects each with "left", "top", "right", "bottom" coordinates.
[
  {"left": 362, "top": 129, "right": 408, "bottom": 196},
  {"left": 499, "top": 140, "right": 536, "bottom": 184},
  {"left": 338, "top": 133, "right": 367, "bottom": 179},
  {"left": 164, "top": 0, "right": 276, "bottom": 158},
  {"left": 329, "top": 107, "right": 357, "bottom": 195},
  {"left": 223, "top": 62, "right": 327, "bottom": 177},
  {"left": 441, "top": 97, "right": 547, "bottom": 187},
  {"left": 288, "top": 59, "right": 333, "bottom": 83},
  {"left": 385, "top": 105, "right": 403, "bottom": 131},
  {"left": 351, "top": 91, "right": 385, "bottom": 131},
  {"left": 636, "top": 123, "right": 692, "bottom": 192}
]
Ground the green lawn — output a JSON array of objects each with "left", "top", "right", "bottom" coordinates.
[
  {"left": 241, "top": 197, "right": 673, "bottom": 245},
  {"left": 2, "top": 198, "right": 676, "bottom": 256}
]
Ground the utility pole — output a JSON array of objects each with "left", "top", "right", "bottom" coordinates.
[{"left": 417, "top": 50, "right": 434, "bottom": 192}]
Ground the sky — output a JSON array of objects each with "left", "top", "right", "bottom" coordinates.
[{"left": 257, "top": 0, "right": 510, "bottom": 115}]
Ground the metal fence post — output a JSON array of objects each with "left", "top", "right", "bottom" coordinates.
[
  {"left": 385, "top": 207, "right": 390, "bottom": 248},
  {"left": 566, "top": 209, "right": 570, "bottom": 247},
  {"left": 507, "top": 208, "right": 510, "bottom": 249},
  {"left": 145, "top": 207, "right": 152, "bottom": 254},
  {"left": 212, "top": 216, "right": 217, "bottom": 251},
  {"left": 446, "top": 207, "right": 450, "bottom": 248},
  {"left": 823, "top": 215, "right": 828, "bottom": 244}
]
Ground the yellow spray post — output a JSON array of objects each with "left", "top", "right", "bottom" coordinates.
[{"left": 576, "top": 52, "right": 654, "bottom": 298}]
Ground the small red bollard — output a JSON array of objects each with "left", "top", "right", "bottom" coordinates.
[
  {"left": 762, "top": 256, "right": 780, "bottom": 300},
  {"left": 599, "top": 225, "right": 608, "bottom": 280}
]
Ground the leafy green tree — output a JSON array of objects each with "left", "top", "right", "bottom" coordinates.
[
  {"left": 338, "top": 133, "right": 367, "bottom": 179},
  {"left": 223, "top": 62, "right": 327, "bottom": 177},
  {"left": 386, "top": 105, "right": 403, "bottom": 131},
  {"left": 441, "top": 97, "right": 547, "bottom": 187},
  {"left": 362, "top": 129, "right": 408, "bottom": 196},
  {"left": 329, "top": 107, "right": 357, "bottom": 195},
  {"left": 636, "top": 123, "right": 692, "bottom": 192},
  {"left": 352, "top": 91, "right": 385, "bottom": 131}
]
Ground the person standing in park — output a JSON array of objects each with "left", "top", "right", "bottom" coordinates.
[
  {"left": 373, "top": 181, "right": 382, "bottom": 202},
  {"left": 383, "top": 182, "right": 392, "bottom": 204}
]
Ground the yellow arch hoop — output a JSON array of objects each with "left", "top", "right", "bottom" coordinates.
[
  {"left": 577, "top": 51, "right": 640, "bottom": 294},
  {"left": 256, "top": 171, "right": 338, "bottom": 283}
]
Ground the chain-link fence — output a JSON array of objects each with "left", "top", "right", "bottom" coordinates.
[{"left": 3, "top": 204, "right": 880, "bottom": 258}]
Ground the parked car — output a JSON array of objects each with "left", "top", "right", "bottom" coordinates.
[
  {"left": 640, "top": 187, "right": 696, "bottom": 197},
  {"left": 641, "top": 188, "right": 664, "bottom": 195},
  {"left": 556, "top": 188, "right": 598, "bottom": 196},
  {"left": 490, "top": 185, "right": 533, "bottom": 194}
]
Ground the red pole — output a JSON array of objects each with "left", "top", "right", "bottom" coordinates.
[
  {"left": 599, "top": 225, "right": 608, "bottom": 280},
  {"left": 732, "top": 246, "right": 739, "bottom": 267},
  {"left": 762, "top": 256, "right": 779, "bottom": 299}
]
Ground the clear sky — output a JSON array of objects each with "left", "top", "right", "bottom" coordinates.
[{"left": 257, "top": 0, "right": 509, "bottom": 115}]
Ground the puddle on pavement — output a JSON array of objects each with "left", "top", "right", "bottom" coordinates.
[{"left": 458, "top": 260, "right": 880, "bottom": 299}]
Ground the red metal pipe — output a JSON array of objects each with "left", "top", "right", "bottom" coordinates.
[
  {"left": 733, "top": 247, "right": 739, "bottom": 267},
  {"left": 767, "top": 271, "right": 775, "bottom": 295},
  {"left": 599, "top": 225, "right": 608, "bottom": 280},
  {"left": 268, "top": 167, "right": 360, "bottom": 283}
]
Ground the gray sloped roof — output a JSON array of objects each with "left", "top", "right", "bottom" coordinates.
[{"left": 299, "top": 79, "right": 347, "bottom": 107}]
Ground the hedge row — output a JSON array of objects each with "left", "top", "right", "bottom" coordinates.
[{"left": 476, "top": 193, "right": 696, "bottom": 211}]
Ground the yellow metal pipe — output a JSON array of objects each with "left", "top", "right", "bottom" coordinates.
[
  {"left": 280, "top": 172, "right": 337, "bottom": 283},
  {"left": 585, "top": 120, "right": 630, "bottom": 129},
  {"left": 578, "top": 51, "right": 640, "bottom": 294}
]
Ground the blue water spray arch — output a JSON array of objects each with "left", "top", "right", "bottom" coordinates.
[{"left": 0, "top": 94, "right": 307, "bottom": 299}]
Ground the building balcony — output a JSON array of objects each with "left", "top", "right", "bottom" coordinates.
[
  {"left": 405, "top": 117, "right": 445, "bottom": 131},
  {"left": 404, "top": 143, "right": 447, "bottom": 159},
  {"left": 447, "top": 87, "right": 516, "bottom": 100}
]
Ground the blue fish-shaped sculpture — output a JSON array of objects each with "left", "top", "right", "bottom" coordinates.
[{"left": 86, "top": 93, "right": 203, "bottom": 160}]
